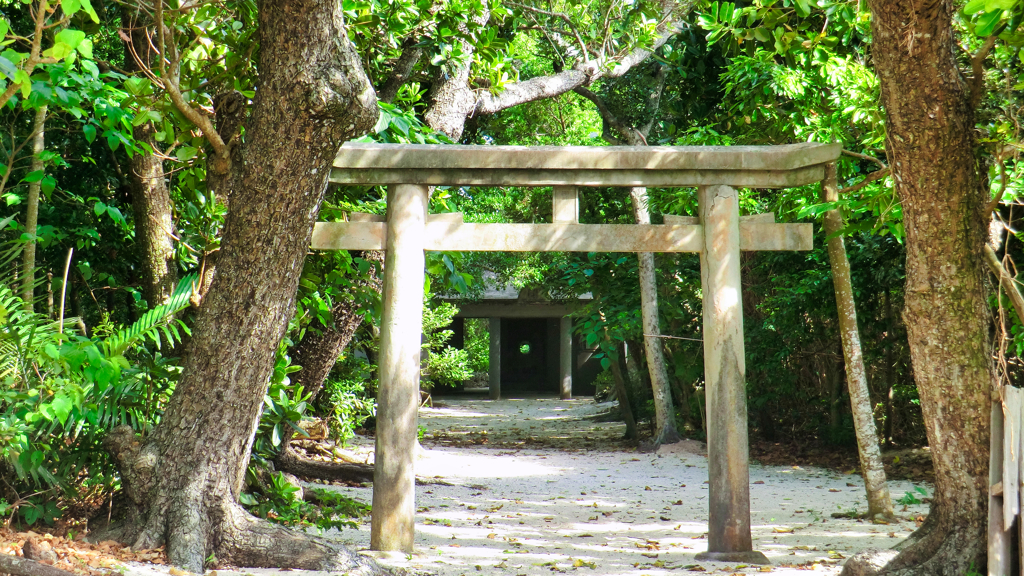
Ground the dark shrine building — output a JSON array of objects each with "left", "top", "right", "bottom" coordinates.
[{"left": 442, "top": 278, "right": 601, "bottom": 398}]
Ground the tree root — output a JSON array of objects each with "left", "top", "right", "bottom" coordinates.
[
  {"left": 216, "top": 504, "right": 388, "bottom": 574},
  {"left": 103, "top": 427, "right": 391, "bottom": 574},
  {"left": 275, "top": 445, "right": 375, "bottom": 483},
  {"left": 0, "top": 553, "right": 81, "bottom": 576},
  {"left": 840, "top": 510, "right": 983, "bottom": 576}
]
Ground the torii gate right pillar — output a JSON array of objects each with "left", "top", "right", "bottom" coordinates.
[{"left": 696, "top": 185, "right": 769, "bottom": 564}]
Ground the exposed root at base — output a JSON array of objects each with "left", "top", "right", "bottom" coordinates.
[
  {"left": 840, "top": 513, "right": 984, "bottom": 576},
  {"left": 276, "top": 446, "right": 375, "bottom": 483}
]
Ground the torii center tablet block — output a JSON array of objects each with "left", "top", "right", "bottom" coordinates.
[{"left": 311, "top": 142, "right": 842, "bottom": 563}]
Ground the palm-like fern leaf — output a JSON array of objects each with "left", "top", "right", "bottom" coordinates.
[{"left": 102, "top": 274, "right": 198, "bottom": 357}]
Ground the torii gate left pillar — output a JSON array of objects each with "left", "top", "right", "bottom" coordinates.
[{"left": 314, "top": 141, "right": 842, "bottom": 560}]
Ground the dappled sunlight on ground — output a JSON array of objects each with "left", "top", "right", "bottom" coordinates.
[{"left": 309, "top": 397, "right": 932, "bottom": 575}]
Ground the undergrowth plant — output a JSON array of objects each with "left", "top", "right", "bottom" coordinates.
[{"left": 0, "top": 253, "right": 196, "bottom": 526}]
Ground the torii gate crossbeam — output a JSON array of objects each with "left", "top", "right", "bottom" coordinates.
[{"left": 313, "top": 142, "right": 842, "bottom": 564}]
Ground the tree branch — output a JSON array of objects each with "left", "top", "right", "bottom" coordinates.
[
  {"left": 638, "top": 65, "right": 668, "bottom": 139},
  {"left": 838, "top": 167, "right": 891, "bottom": 195},
  {"left": 573, "top": 86, "right": 631, "bottom": 145},
  {"left": 505, "top": 1, "right": 590, "bottom": 59},
  {"left": 377, "top": 37, "right": 423, "bottom": 104},
  {"left": 841, "top": 149, "right": 887, "bottom": 170},
  {"left": 472, "top": 3, "right": 690, "bottom": 116},
  {"left": 154, "top": 0, "right": 231, "bottom": 168},
  {"left": 971, "top": 35, "right": 997, "bottom": 108},
  {"left": 0, "top": 1, "right": 58, "bottom": 110}
]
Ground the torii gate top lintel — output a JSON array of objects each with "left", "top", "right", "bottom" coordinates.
[
  {"left": 319, "top": 142, "right": 842, "bottom": 564},
  {"left": 328, "top": 141, "right": 842, "bottom": 188}
]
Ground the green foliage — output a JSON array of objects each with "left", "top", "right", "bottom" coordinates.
[
  {"left": 896, "top": 485, "right": 928, "bottom": 506},
  {"left": 316, "top": 369, "right": 376, "bottom": 447},
  {"left": 253, "top": 340, "right": 306, "bottom": 456},
  {"left": 1, "top": 263, "right": 194, "bottom": 525},
  {"left": 240, "top": 471, "right": 369, "bottom": 532},
  {"left": 102, "top": 274, "right": 195, "bottom": 357},
  {"left": 422, "top": 297, "right": 473, "bottom": 389}
]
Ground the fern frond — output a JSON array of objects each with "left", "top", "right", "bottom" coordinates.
[{"left": 102, "top": 274, "right": 198, "bottom": 357}]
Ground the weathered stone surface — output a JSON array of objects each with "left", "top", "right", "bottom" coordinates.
[
  {"left": 311, "top": 221, "right": 812, "bottom": 252},
  {"left": 489, "top": 318, "right": 501, "bottom": 400},
  {"left": 371, "top": 184, "right": 428, "bottom": 553},
  {"left": 560, "top": 317, "right": 572, "bottom": 400},
  {"left": 697, "top": 184, "right": 764, "bottom": 561},
  {"left": 334, "top": 142, "right": 842, "bottom": 171},
  {"left": 552, "top": 186, "right": 578, "bottom": 223},
  {"left": 330, "top": 165, "right": 828, "bottom": 188}
]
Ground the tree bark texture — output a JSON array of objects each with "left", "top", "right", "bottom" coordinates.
[
  {"left": 21, "top": 105, "right": 46, "bottom": 311},
  {"left": 129, "top": 123, "right": 178, "bottom": 307},
  {"left": 121, "top": 7, "right": 178, "bottom": 307},
  {"left": 630, "top": 186, "right": 681, "bottom": 446},
  {"left": 105, "top": 1, "right": 382, "bottom": 573},
  {"left": 290, "top": 250, "right": 382, "bottom": 402},
  {"left": 377, "top": 38, "right": 422, "bottom": 104},
  {"left": 823, "top": 164, "right": 894, "bottom": 520},
  {"left": 843, "top": 1, "right": 994, "bottom": 574}
]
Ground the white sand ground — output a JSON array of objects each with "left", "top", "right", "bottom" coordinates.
[
  {"left": 122, "top": 396, "right": 929, "bottom": 576},
  {"left": 314, "top": 396, "right": 931, "bottom": 575}
]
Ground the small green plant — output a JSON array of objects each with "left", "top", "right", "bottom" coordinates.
[
  {"left": 421, "top": 297, "right": 472, "bottom": 389},
  {"left": 317, "top": 356, "right": 376, "bottom": 446},
  {"left": 252, "top": 339, "right": 307, "bottom": 456},
  {"left": 897, "top": 485, "right": 928, "bottom": 505},
  {"left": 240, "top": 471, "right": 369, "bottom": 532}
]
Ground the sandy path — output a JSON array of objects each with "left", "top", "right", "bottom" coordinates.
[{"left": 313, "top": 396, "right": 931, "bottom": 576}]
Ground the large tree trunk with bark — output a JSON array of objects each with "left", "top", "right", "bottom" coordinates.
[
  {"left": 822, "top": 164, "right": 893, "bottom": 520},
  {"left": 104, "top": 1, "right": 382, "bottom": 573},
  {"left": 842, "top": 1, "right": 994, "bottom": 574}
]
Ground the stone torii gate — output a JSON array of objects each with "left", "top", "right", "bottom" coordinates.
[{"left": 312, "top": 142, "right": 842, "bottom": 564}]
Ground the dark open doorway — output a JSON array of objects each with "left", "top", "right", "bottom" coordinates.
[{"left": 501, "top": 318, "right": 557, "bottom": 395}]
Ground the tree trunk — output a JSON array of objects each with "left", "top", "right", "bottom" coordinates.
[
  {"left": 129, "top": 123, "right": 178, "bottom": 307},
  {"left": 104, "top": 1, "right": 382, "bottom": 573},
  {"left": 290, "top": 250, "right": 382, "bottom": 402},
  {"left": 827, "top": 357, "right": 844, "bottom": 441},
  {"left": 121, "top": 7, "right": 178, "bottom": 307},
  {"left": 291, "top": 314, "right": 363, "bottom": 400},
  {"left": 630, "top": 187, "right": 681, "bottom": 446},
  {"left": 842, "top": 1, "right": 994, "bottom": 574},
  {"left": 822, "top": 163, "right": 893, "bottom": 520},
  {"left": 21, "top": 105, "right": 46, "bottom": 311},
  {"left": 275, "top": 446, "right": 374, "bottom": 483},
  {"left": 604, "top": 332, "right": 637, "bottom": 440}
]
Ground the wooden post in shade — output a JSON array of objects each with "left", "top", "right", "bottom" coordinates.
[
  {"left": 371, "top": 184, "right": 429, "bottom": 553},
  {"left": 489, "top": 317, "right": 501, "bottom": 400},
  {"left": 694, "top": 185, "right": 769, "bottom": 565},
  {"left": 559, "top": 317, "right": 573, "bottom": 399}
]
